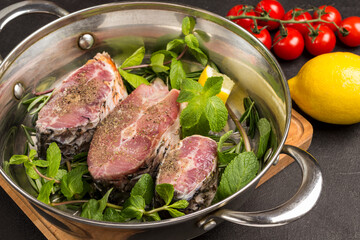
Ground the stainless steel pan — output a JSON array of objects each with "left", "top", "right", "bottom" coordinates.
[{"left": 0, "top": 1, "right": 322, "bottom": 239}]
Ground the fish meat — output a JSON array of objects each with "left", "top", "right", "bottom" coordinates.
[
  {"left": 36, "top": 52, "right": 127, "bottom": 159},
  {"left": 87, "top": 79, "right": 181, "bottom": 191},
  {"left": 156, "top": 135, "right": 218, "bottom": 212}
]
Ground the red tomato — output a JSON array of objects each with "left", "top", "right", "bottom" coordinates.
[
  {"left": 273, "top": 27, "right": 304, "bottom": 60},
  {"left": 227, "top": 5, "right": 257, "bottom": 29},
  {"left": 338, "top": 16, "right": 360, "bottom": 47},
  {"left": 313, "top": 5, "right": 342, "bottom": 32},
  {"left": 246, "top": 25, "right": 272, "bottom": 50},
  {"left": 283, "top": 8, "right": 313, "bottom": 36},
  {"left": 255, "top": 0, "right": 285, "bottom": 30},
  {"left": 305, "top": 25, "right": 336, "bottom": 56}
]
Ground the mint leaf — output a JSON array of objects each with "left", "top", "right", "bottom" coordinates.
[
  {"left": 184, "top": 34, "right": 208, "bottom": 66},
  {"left": 152, "top": 50, "right": 178, "bottom": 59},
  {"left": 205, "top": 96, "right": 228, "bottom": 132},
  {"left": 170, "top": 58, "right": 186, "bottom": 89},
  {"left": 182, "top": 16, "right": 196, "bottom": 35},
  {"left": 167, "top": 208, "right": 185, "bottom": 218},
  {"left": 37, "top": 180, "right": 55, "bottom": 204},
  {"left": 182, "top": 112, "right": 210, "bottom": 137},
  {"left": 256, "top": 118, "right": 271, "bottom": 159},
  {"left": 54, "top": 169, "right": 67, "bottom": 181},
  {"left": 46, "top": 142, "right": 61, "bottom": 178},
  {"left": 147, "top": 212, "right": 161, "bottom": 221},
  {"left": 202, "top": 76, "right": 223, "bottom": 97},
  {"left": 81, "top": 199, "right": 103, "bottom": 220},
  {"left": 214, "top": 152, "right": 259, "bottom": 202},
  {"left": 121, "top": 195, "right": 145, "bottom": 220},
  {"left": 24, "top": 161, "right": 39, "bottom": 179},
  {"left": 177, "top": 79, "right": 202, "bottom": 103},
  {"left": 9, "top": 155, "right": 28, "bottom": 165},
  {"left": 81, "top": 188, "right": 113, "bottom": 221},
  {"left": 169, "top": 200, "right": 189, "bottom": 209},
  {"left": 120, "top": 46, "right": 145, "bottom": 69},
  {"left": 184, "top": 34, "right": 199, "bottom": 49},
  {"left": 104, "top": 208, "right": 125, "bottom": 222},
  {"left": 218, "top": 130, "right": 233, "bottom": 152},
  {"left": 155, "top": 184, "right": 174, "bottom": 206},
  {"left": 166, "top": 39, "right": 185, "bottom": 51},
  {"left": 188, "top": 48, "right": 208, "bottom": 66},
  {"left": 218, "top": 152, "right": 238, "bottom": 165},
  {"left": 150, "top": 53, "right": 169, "bottom": 73},
  {"left": 32, "top": 160, "right": 49, "bottom": 167},
  {"left": 28, "top": 149, "right": 37, "bottom": 160},
  {"left": 61, "top": 165, "right": 88, "bottom": 200},
  {"left": 119, "top": 68, "right": 150, "bottom": 88},
  {"left": 180, "top": 100, "right": 202, "bottom": 128},
  {"left": 130, "top": 174, "right": 154, "bottom": 205}
]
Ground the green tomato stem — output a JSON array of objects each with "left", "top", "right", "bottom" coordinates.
[{"left": 227, "top": 15, "right": 341, "bottom": 31}]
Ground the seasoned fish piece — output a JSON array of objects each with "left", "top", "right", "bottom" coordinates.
[
  {"left": 88, "top": 79, "right": 181, "bottom": 191},
  {"left": 36, "top": 52, "right": 127, "bottom": 159},
  {"left": 156, "top": 135, "right": 218, "bottom": 212}
]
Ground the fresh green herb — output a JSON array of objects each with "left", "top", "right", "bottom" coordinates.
[
  {"left": 214, "top": 152, "right": 259, "bottom": 202},
  {"left": 155, "top": 183, "right": 174, "bottom": 205},
  {"left": 118, "top": 68, "right": 150, "bottom": 88},
  {"left": 80, "top": 188, "right": 113, "bottom": 221},
  {"left": 120, "top": 46, "right": 145, "bottom": 69},
  {"left": 150, "top": 53, "right": 169, "bottom": 73},
  {"left": 21, "top": 124, "right": 36, "bottom": 146},
  {"left": 130, "top": 173, "right": 154, "bottom": 205},
  {"left": 182, "top": 16, "right": 196, "bottom": 36},
  {"left": 103, "top": 208, "right": 125, "bottom": 222},
  {"left": 22, "top": 91, "right": 53, "bottom": 115},
  {"left": 178, "top": 77, "right": 228, "bottom": 136},
  {"left": 184, "top": 34, "right": 208, "bottom": 66},
  {"left": 37, "top": 180, "right": 55, "bottom": 204},
  {"left": 169, "top": 58, "right": 186, "bottom": 89},
  {"left": 46, "top": 142, "right": 61, "bottom": 178},
  {"left": 61, "top": 165, "right": 89, "bottom": 200},
  {"left": 166, "top": 39, "right": 185, "bottom": 51},
  {"left": 256, "top": 118, "right": 271, "bottom": 159}
]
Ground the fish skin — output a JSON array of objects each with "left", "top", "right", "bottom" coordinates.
[
  {"left": 36, "top": 52, "right": 127, "bottom": 160},
  {"left": 156, "top": 135, "right": 218, "bottom": 212},
  {"left": 88, "top": 79, "right": 181, "bottom": 191}
]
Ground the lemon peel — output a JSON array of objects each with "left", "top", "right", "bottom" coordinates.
[{"left": 289, "top": 52, "right": 360, "bottom": 124}]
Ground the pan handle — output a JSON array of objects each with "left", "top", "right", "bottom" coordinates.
[
  {"left": 199, "top": 145, "right": 323, "bottom": 229},
  {"left": 0, "top": 1, "right": 69, "bottom": 63}
]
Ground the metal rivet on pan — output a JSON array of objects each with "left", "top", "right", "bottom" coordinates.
[
  {"left": 202, "top": 219, "right": 217, "bottom": 231},
  {"left": 78, "top": 33, "right": 95, "bottom": 50},
  {"left": 13, "top": 82, "right": 24, "bottom": 100}
]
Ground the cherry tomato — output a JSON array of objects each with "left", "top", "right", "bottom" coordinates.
[
  {"left": 283, "top": 8, "right": 313, "bottom": 36},
  {"left": 255, "top": 0, "right": 285, "bottom": 30},
  {"left": 338, "top": 16, "right": 360, "bottom": 47},
  {"left": 246, "top": 25, "right": 272, "bottom": 50},
  {"left": 273, "top": 27, "right": 304, "bottom": 60},
  {"left": 305, "top": 24, "right": 336, "bottom": 56},
  {"left": 227, "top": 5, "right": 257, "bottom": 29},
  {"left": 313, "top": 5, "right": 342, "bottom": 32}
]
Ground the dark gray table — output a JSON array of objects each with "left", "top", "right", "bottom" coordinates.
[{"left": 0, "top": 0, "right": 359, "bottom": 239}]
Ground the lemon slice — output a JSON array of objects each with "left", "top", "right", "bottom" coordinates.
[{"left": 198, "top": 65, "right": 235, "bottom": 103}]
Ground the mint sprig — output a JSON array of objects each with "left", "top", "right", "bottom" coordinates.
[{"left": 178, "top": 77, "right": 228, "bottom": 137}]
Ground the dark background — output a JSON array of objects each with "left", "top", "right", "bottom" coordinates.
[{"left": 0, "top": 0, "right": 359, "bottom": 239}]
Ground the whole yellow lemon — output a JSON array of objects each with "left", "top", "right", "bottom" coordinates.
[{"left": 288, "top": 52, "right": 360, "bottom": 124}]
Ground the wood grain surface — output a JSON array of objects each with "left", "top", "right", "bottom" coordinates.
[{"left": 0, "top": 110, "right": 312, "bottom": 240}]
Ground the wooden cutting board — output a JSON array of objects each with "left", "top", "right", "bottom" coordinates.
[{"left": 0, "top": 109, "right": 313, "bottom": 240}]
